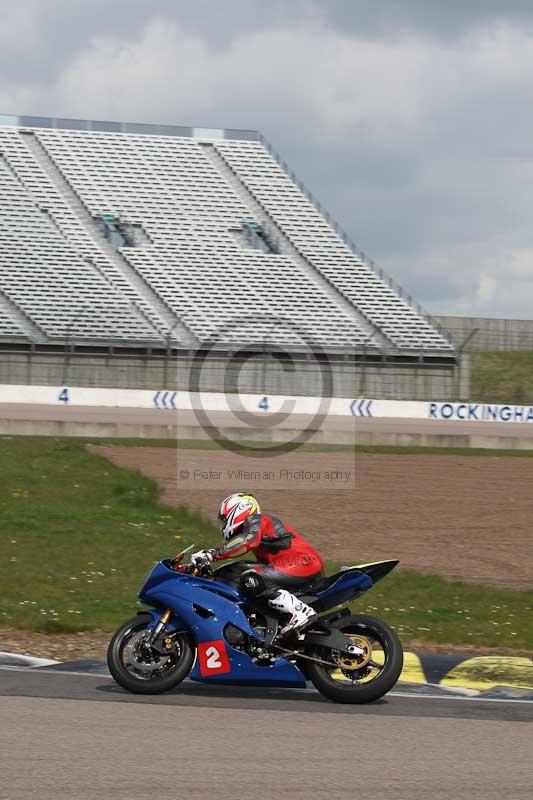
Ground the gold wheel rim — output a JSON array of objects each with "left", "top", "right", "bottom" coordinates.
[{"left": 338, "top": 634, "right": 372, "bottom": 671}]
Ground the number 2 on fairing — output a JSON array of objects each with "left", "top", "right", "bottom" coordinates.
[
  {"left": 205, "top": 646, "right": 222, "bottom": 669},
  {"left": 197, "top": 640, "right": 231, "bottom": 677}
]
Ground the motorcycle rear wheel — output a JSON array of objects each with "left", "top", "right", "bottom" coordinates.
[
  {"left": 107, "top": 613, "right": 195, "bottom": 694},
  {"left": 306, "top": 614, "right": 403, "bottom": 704}
]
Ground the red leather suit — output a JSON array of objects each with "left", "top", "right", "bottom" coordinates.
[{"left": 213, "top": 513, "right": 324, "bottom": 579}]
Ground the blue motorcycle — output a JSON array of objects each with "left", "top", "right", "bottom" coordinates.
[{"left": 107, "top": 546, "right": 404, "bottom": 704}]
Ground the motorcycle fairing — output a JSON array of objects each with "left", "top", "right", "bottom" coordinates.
[
  {"left": 136, "top": 558, "right": 400, "bottom": 688},
  {"left": 141, "top": 561, "right": 242, "bottom": 602},
  {"left": 313, "top": 569, "right": 373, "bottom": 602},
  {"left": 353, "top": 560, "right": 399, "bottom": 583},
  {"left": 188, "top": 643, "right": 307, "bottom": 686},
  {"left": 139, "top": 561, "right": 307, "bottom": 686}
]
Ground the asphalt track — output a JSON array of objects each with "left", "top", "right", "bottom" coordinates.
[
  {"left": 1, "top": 402, "right": 532, "bottom": 439},
  {"left": 0, "top": 666, "right": 531, "bottom": 800},
  {"left": 0, "top": 403, "right": 354, "bottom": 431}
]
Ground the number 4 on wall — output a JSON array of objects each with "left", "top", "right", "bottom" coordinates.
[{"left": 58, "top": 388, "right": 70, "bottom": 404}]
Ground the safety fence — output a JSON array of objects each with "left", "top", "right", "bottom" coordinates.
[
  {"left": 0, "top": 347, "right": 465, "bottom": 401},
  {"left": 436, "top": 315, "right": 533, "bottom": 351}
]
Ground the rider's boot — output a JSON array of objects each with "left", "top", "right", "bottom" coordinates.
[{"left": 268, "top": 589, "right": 317, "bottom": 637}]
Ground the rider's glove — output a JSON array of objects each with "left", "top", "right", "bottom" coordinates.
[{"left": 190, "top": 549, "right": 215, "bottom": 566}]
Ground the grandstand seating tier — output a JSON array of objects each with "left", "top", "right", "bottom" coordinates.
[{"left": 0, "top": 119, "right": 453, "bottom": 354}]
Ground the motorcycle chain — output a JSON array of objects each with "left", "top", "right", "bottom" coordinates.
[{"left": 272, "top": 644, "right": 338, "bottom": 668}]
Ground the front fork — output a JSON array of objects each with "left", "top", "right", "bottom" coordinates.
[{"left": 146, "top": 608, "right": 172, "bottom": 653}]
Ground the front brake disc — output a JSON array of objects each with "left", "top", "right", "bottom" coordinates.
[{"left": 125, "top": 631, "right": 171, "bottom": 674}]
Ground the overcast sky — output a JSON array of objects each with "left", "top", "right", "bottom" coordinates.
[{"left": 2, "top": 0, "right": 533, "bottom": 319}]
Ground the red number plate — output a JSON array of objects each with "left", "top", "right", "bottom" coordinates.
[{"left": 197, "top": 640, "right": 231, "bottom": 676}]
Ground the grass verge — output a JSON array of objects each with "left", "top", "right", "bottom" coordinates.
[
  {"left": 0, "top": 436, "right": 220, "bottom": 632},
  {"left": 6, "top": 434, "right": 533, "bottom": 458},
  {"left": 7, "top": 435, "right": 356, "bottom": 454},
  {"left": 355, "top": 570, "right": 532, "bottom": 652},
  {"left": 354, "top": 444, "right": 533, "bottom": 457},
  {"left": 0, "top": 436, "right": 531, "bottom": 650},
  {"left": 471, "top": 350, "right": 533, "bottom": 405},
  {"left": 95, "top": 438, "right": 533, "bottom": 457}
]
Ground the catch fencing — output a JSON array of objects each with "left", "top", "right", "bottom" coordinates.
[
  {"left": 0, "top": 345, "right": 466, "bottom": 401},
  {"left": 436, "top": 316, "right": 533, "bottom": 351}
]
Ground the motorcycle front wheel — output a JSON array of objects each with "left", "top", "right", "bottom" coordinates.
[
  {"left": 306, "top": 614, "right": 403, "bottom": 704},
  {"left": 107, "top": 613, "right": 195, "bottom": 694}
]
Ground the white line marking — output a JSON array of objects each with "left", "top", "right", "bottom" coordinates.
[
  {"left": 1, "top": 665, "right": 532, "bottom": 704},
  {"left": 0, "top": 665, "right": 112, "bottom": 679},
  {"left": 390, "top": 691, "right": 533, "bottom": 705},
  {"left": 0, "top": 651, "right": 58, "bottom": 667}
]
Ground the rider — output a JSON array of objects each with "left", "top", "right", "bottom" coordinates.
[{"left": 190, "top": 493, "right": 324, "bottom": 636}]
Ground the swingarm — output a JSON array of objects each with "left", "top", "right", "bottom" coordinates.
[{"left": 304, "top": 625, "right": 366, "bottom": 656}]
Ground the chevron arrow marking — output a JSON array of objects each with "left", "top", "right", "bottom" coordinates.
[{"left": 350, "top": 399, "right": 374, "bottom": 417}]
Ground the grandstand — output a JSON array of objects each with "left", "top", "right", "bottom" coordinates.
[{"left": 0, "top": 114, "right": 457, "bottom": 397}]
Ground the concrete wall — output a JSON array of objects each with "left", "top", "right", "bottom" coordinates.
[
  {"left": 0, "top": 350, "right": 466, "bottom": 401},
  {"left": 2, "top": 417, "right": 533, "bottom": 451},
  {"left": 436, "top": 315, "right": 533, "bottom": 351}
]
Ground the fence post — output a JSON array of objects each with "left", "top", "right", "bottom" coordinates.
[
  {"left": 62, "top": 326, "right": 72, "bottom": 386},
  {"left": 359, "top": 342, "right": 368, "bottom": 397},
  {"left": 455, "top": 328, "right": 478, "bottom": 399},
  {"left": 26, "top": 346, "right": 34, "bottom": 385},
  {"left": 164, "top": 331, "right": 171, "bottom": 390}
]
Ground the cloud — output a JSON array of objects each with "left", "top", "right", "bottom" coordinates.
[{"left": 2, "top": 2, "right": 533, "bottom": 318}]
